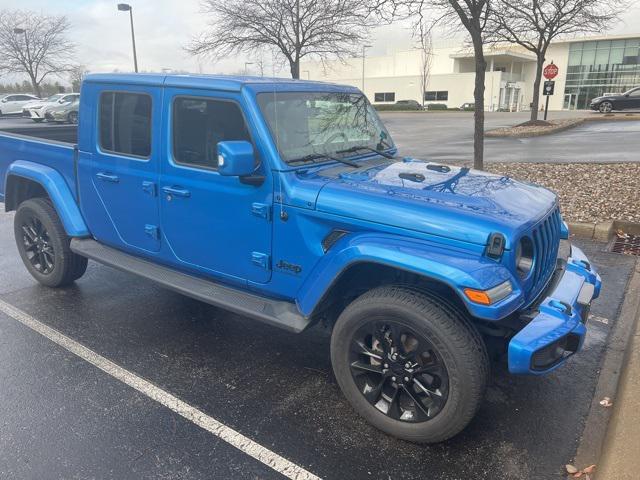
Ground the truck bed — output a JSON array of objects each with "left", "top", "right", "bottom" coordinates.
[{"left": 0, "top": 126, "right": 78, "bottom": 202}]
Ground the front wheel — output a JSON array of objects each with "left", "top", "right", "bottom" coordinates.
[
  {"left": 14, "top": 198, "right": 88, "bottom": 287},
  {"left": 32, "top": 118, "right": 44, "bottom": 123},
  {"left": 67, "top": 111, "right": 78, "bottom": 124},
  {"left": 599, "top": 101, "right": 613, "bottom": 113},
  {"left": 331, "top": 286, "right": 489, "bottom": 443}
]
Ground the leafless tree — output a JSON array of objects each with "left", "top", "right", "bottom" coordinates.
[
  {"left": 415, "top": 20, "right": 433, "bottom": 107},
  {"left": 69, "top": 64, "right": 89, "bottom": 93},
  {"left": 372, "top": 0, "right": 493, "bottom": 170},
  {"left": 492, "top": 0, "right": 623, "bottom": 121},
  {"left": 187, "top": 0, "right": 379, "bottom": 79},
  {"left": 0, "top": 10, "right": 75, "bottom": 97}
]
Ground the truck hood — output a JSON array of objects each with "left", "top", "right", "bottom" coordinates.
[{"left": 314, "top": 158, "right": 557, "bottom": 247}]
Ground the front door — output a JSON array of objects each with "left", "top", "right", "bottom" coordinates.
[
  {"left": 78, "top": 87, "right": 161, "bottom": 253},
  {"left": 563, "top": 94, "right": 575, "bottom": 110},
  {"left": 159, "top": 89, "right": 273, "bottom": 284}
]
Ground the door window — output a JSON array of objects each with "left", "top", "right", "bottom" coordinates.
[
  {"left": 172, "top": 97, "right": 251, "bottom": 170},
  {"left": 99, "top": 92, "right": 152, "bottom": 158}
]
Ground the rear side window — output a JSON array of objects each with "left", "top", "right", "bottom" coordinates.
[
  {"left": 99, "top": 92, "right": 152, "bottom": 158},
  {"left": 172, "top": 97, "right": 251, "bottom": 169}
]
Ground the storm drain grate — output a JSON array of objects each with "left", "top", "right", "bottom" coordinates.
[{"left": 609, "top": 233, "right": 640, "bottom": 256}]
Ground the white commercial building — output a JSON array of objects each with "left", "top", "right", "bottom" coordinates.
[{"left": 301, "top": 34, "right": 640, "bottom": 111}]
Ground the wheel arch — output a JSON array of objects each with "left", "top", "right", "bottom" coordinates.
[
  {"left": 4, "top": 160, "right": 89, "bottom": 237},
  {"left": 297, "top": 233, "right": 522, "bottom": 323}
]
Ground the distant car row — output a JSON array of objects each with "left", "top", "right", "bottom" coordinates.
[
  {"left": 388, "top": 100, "right": 475, "bottom": 111},
  {"left": 0, "top": 93, "right": 80, "bottom": 124}
]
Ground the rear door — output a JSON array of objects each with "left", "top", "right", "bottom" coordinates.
[
  {"left": 158, "top": 88, "right": 273, "bottom": 284},
  {"left": 77, "top": 85, "right": 162, "bottom": 253}
]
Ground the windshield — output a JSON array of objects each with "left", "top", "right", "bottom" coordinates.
[
  {"left": 257, "top": 92, "right": 394, "bottom": 164},
  {"left": 45, "top": 94, "right": 63, "bottom": 102}
]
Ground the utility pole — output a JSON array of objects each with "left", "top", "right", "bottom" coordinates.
[{"left": 361, "top": 45, "right": 371, "bottom": 98}]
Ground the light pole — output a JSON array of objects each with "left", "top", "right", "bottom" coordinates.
[
  {"left": 361, "top": 45, "right": 372, "bottom": 98},
  {"left": 244, "top": 62, "right": 254, "bottom": 75},
  {"left": 117, "top": 3, "right": 138, "bottom": 73}
]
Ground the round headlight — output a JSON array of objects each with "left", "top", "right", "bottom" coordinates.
[{"left": 516, "top": 236, "right": 534, "bottom": 278}]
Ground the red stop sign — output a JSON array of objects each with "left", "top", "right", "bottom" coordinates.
[{"left": 544, "top": 63, "right": 559, "bottom": 80}]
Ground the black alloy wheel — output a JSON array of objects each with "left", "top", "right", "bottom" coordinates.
[
  {"left": 331, "top": 286, "right": 489, "bottom": 443},
  {"left": 14, "top": 198, "right": 88, "bottom": 287},
  {"left": 349, "top": 320, "right": 449, "bottom": 422},
  {"left": 20, "top": 216, "right": 55, "bottom": 274}
]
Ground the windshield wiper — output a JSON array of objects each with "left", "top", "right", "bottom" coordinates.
[
  {"left": 336, "top": 145, "right": 395, "bottom": 159},
  {"left": 289, "top": 152, "right": 359, "bottom": 168}
]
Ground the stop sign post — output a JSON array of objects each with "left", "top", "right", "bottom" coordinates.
[{"left": 542, "top": 62, "right": 559, "bottom": 120}]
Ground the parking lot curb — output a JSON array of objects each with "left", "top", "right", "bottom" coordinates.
[{"left": 570, "top": 257, "right": 640, "bottom": 478}]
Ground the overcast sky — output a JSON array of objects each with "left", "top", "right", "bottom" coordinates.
[{"left": 2, "top": 0, "right": 640, "bottom": 83}]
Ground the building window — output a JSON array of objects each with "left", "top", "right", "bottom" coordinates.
[
  {"left": 99, "top": 92, "right": 152, "bottom": 158},
  {"left": 424, "top": 91, "right": 448, "bottom": 101},
  {"left": 172, "top": 97, "right": 252, "bottom": 170},
  {"left": 374, "top": 92, "right": 395, "bottom": 102}
]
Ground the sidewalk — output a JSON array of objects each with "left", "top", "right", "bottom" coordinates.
[{"left": 597, "top": 261, "right": 640, "bottom": 480}]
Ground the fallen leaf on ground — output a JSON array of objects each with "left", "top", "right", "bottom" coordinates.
[
  {"left": 566, "top": 464, "right": 579, "bottom": 474},
  {"left": 583, "top": 465, "right": 596, "bottom": 474},
  {"left": 600, "top": 397, "right": 613, "bottom": 407}
]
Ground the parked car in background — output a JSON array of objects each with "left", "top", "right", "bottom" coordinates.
[
  {"left": 394, "top": 99, "right": 424, "bottom": 110},
  {"left": 459, "top": 102, "right": 475, "bottom": 111},
  {"left": 44, "top": 96, "right": 80, "bottom": 124},
  {"left": 0, "top": 94, "right": 40, "bottom": 116},
  {"left": 23, "top": 93, "right": 80, "bottom": 122},
  {"left": 590, "top": 86, "right": 640, "bottom": 113}
]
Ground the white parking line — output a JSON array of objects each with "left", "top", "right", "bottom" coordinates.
[{"left": 0, "top": 299, "right": 321, "bottom": 480}]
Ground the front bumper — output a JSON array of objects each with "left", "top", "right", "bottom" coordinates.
[{"left": 508, "top": 244, "right": 601, "bottom": 375}]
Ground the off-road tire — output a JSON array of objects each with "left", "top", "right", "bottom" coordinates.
[
  {"left": 14, "top": 198, "right": 88, "bottom": 287},
  {"left": 331, "top": 286, "right": 489, "bottom": 443}
]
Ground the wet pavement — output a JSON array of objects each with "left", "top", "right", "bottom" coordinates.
[
  {"left": 379, "top": 111, "right": 640, "bottom": 164},
  {"left": 0, "top": 205, "right": 636, "bottom": 479}
]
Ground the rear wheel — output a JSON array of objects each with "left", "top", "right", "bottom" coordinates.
[
  {"left": 14, "top": 198, "right": 88, "bottom": 287},
  {"left": 331, "top": 286, "right": 488, "bottom": 443},
  {"left": 599, "top": 101, "right": 613, "bottom": 113},
  {"left": 67, "top": 111, "right": 78, "bottom": 124}
]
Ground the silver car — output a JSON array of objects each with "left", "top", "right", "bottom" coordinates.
[{"left": 44, "top": 96, "right": 80, "bottom": 124}]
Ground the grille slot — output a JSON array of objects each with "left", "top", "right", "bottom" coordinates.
[{"left": 529, "top": 208, "right": 561, "bottom": 301}]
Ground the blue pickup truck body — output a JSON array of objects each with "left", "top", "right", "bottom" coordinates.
[{"left": 0, "top": 73, "right": 600, "bottom": 378}]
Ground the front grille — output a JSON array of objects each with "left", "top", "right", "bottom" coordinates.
[{"left": 529, "top": 208, "right": 562, "bottom": 300}]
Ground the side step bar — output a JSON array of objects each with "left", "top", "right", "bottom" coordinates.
[{"left": 70, "top": 238, "right": 310, "bottom": 333}]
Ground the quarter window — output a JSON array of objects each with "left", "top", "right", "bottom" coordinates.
[
  {"left": 172, "top": 97, "right": 251, "bottom": 169},
  {"left": 99, "top": 92, "right": 152, "bottom": 158}
]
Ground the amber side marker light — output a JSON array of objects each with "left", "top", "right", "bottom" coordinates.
[
  {"left": 464, "top": 288, "right": 491, "bottom": 305},
  {"left": 464, "top": 281, "right": 513, "bottom": 305}
]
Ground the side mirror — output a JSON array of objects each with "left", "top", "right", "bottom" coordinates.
[
  {"left": 217, "top": 141, "right": 256, "bottom": 177},
  {"left": 1, "top": 98, "right": 7, "bottom": 103}
]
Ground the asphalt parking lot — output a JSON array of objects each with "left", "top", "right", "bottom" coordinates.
[
  {"left": 379, "top": 111, "right": 640, "bottom": 164},
  {"left": 0, "top": 203, "right": 636, "bottom": 479}
]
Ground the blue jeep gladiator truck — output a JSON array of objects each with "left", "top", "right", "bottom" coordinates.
[{"left": 0, "top": 74, "right": 601, "bottom": 443}]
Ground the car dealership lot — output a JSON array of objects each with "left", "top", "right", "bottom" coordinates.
[{"left": 0, "top": 205, "right": 636, "bottom": 479}]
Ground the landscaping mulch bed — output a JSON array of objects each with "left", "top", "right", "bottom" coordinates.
[
  {"left": 486, "top": 163, "right": 640, "bottom": 224},
  {"left": 485, "top": 118, "right": 584, "bottom": 138}
]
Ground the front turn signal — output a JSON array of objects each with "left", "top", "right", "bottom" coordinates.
[{"left": 464, "top": 281, "right": 513, "bottom": 305}]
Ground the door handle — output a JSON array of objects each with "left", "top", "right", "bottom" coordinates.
[
  {"left": 162, "top": 186, "right": 191, "bottom": 198},
  {"left": 96, "top": 172, "right": 119, "bottom": 183}
]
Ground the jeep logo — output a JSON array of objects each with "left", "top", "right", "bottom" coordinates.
[{"left": 276, "top": 260, "right": 302, "bottom": 274}]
